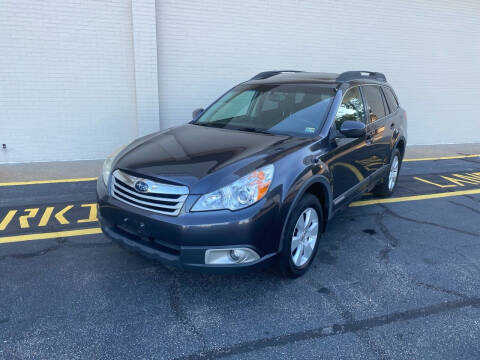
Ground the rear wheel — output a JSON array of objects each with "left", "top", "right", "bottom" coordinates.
[
  {"left": 372, "top": 149, "right": 402, "bottom": 197},
  {"left": 278, "top": 194, "right": 323, "bottom": 278}
]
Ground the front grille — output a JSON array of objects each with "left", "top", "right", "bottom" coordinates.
[{"left": 111, "top": 170, "right": 189, "bottom": 216}]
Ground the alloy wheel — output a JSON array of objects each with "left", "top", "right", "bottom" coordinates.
[
  {"left": 291, "top": 207, "right": 319, "bottom": 267},
  {"left": 388, "top": 155, "right": 399, "bottom": 191}
]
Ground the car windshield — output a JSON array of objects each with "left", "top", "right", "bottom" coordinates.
[{"left": 193, "top": 84, "right": 336, "bottom": 137}]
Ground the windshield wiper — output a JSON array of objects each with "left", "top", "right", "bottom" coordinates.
[
  {"left": 234, "top": 127, "right": 272, "bottom": 134},
  {"left": 195, "top": 123, "right": 272, "bottom": 134},
  {"left": 195, "top": 122, "right": 226, "bottom": 128}
]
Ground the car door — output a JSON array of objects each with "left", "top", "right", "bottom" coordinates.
[
  {"left": 325, "top": 86, "right": 373, "bottom": 204},
  {"left": 360, "top": 85, "right": 389, "bottom": 171}
]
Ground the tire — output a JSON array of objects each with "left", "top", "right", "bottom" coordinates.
[
  {"left": 278, "top": 193, "right": 323, "bottom": 278},
  {"left": 372, "top": 148, "right": 402, "bottom": 197}
]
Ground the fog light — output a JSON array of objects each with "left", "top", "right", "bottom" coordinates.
[
  {"left": 229, "top": 249, "right": 245, "bottom": 262},
  {"left": 205, "top": 248, "right": 260, "bottom": 265}
]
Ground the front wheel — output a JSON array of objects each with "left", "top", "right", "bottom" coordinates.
[
  {"left": 372, "top": 149, "right": 402, "bottom": 197},
  {"left": 278, "top": 194, "right": 323, "bottom": 278}
]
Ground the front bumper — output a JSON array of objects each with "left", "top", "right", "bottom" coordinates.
[{"left": 97, "top": 179, "right": 281, "bottom": 273}]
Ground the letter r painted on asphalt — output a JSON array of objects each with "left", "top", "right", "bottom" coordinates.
[{"left": 19, "top": 208, "right": 39, "bottom": 228}]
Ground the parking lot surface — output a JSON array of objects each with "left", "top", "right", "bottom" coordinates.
[{"left": 1, "top": 155, "right": 480, "bottom": 359}]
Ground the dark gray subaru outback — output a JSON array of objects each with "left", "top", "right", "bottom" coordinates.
[{"left": 97, "top": 70, "right": 407, "bottom": 277}]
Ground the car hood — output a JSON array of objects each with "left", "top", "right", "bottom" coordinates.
[{"left": 115, "top": 124, "right": 315, "bottom": 194}]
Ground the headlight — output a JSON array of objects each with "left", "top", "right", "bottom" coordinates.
[
  {"left": 191, "top": 164, "right": 274, "bottom": 211},
  {"left": 102, "top": 145, "right": 126, "bottom": 186}
]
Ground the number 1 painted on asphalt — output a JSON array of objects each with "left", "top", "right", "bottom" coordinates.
[{"left": 77, "top": 204, "right": 98, "bottom": 223}]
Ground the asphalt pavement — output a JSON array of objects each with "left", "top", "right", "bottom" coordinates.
[{"left": 1, "top": 155, "right": 480, "bottom": 359}]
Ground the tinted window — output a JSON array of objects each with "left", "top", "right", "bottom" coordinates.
[
  {"left": 362, "top": 86, "right": 386, "bottom": 122},
  {"left": 195, "top": 84, "right": 336, "bottom": 137},
  {"left": 334, "top": 87, "right": 365, "bottom": 130},
  {"left": 383, "top": 86, "right": 399, "bottom": 112}
]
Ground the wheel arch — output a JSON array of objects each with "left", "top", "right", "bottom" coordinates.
[
  {"left": 278, "top": 175, "right": 332, "bottom": 252},
  {"left": 395, "top": 136, "right": 407, "bottom": 160}
]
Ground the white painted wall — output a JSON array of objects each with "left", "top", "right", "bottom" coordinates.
[
  {"left": 132, "top": 0, "right": 160, "bottom": 136},
  {"left": 0, "top": 0, "right": 157, "bottom": 163},
  {"left": 156, "top": 0, "right": 480, "bottom": 145},
  {"left": 1, "top": 0, "right": 479, "bottom": 163}
]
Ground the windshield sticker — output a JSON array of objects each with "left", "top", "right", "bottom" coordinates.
[{"left": 305, "top": 127, "right": 316, "bottom": 133}]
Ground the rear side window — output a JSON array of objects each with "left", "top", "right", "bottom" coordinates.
[
  {"left": 362, "top": 85, "right": 386, "bottom": 122},
  {"left": 383, "top": 86, "right": 399, "bottom": 112}
]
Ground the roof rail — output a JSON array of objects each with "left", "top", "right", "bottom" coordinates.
[
  {"left": 250, "top": 70, "right": 303, "bottom": 80},
  {"left": 337, "top": 71, "right": 387, "bottom": 82}
]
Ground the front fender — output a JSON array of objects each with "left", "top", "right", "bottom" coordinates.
[{"left": 277, "top": 168, "right": 332, "bottom": 252}]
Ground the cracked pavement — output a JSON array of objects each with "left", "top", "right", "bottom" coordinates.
[{"left": 0, "top": 157, "right": 479, "bottom": 359}]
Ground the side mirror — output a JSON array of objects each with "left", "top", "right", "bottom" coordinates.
[
  {"left": 339, "top": 120, "right": 366, "bottom": 138},
  {"left": 192, "top": 108, "right": 204, "bottom": 119}
]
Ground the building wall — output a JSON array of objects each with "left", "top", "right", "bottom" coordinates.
[
  {"left": 1, "top": 0, "right": 479, "bottom": 163},
  {"left": 0, "top": 0, "right": 157, "bottom": 163},
  {"left": 131, "top": 0, "right": 160, "bottom": 136},
  {"left": 156, "top": 0, "right": 480, "bottom": 145}
]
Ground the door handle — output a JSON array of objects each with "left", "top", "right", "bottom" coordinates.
[{"left": 366, "top": 133, "right": 374, "bottom": 145}]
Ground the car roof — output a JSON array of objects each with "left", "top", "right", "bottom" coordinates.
[{"left": 244, "top": 70, "right": 389, "bottom": 86}]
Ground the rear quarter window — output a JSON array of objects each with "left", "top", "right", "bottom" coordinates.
[{"left": 383, "top": 86, "right": 399, "bottom": 112}]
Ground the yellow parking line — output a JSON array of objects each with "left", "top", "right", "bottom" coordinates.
[
  {"left": 0, "top": 177, "right": 98, "bottom": 187},
  {"left": 1, "top": 188, "right": 479, "bottom": 244},
  {"left": 0, "top": 228, "right": 102, "bottom": 244},
  {"left": 404, "top": 154, "right": 479, "bottom": 162},
  {"left": 350, "top": 188, "right": 480, "bottom": 207}
]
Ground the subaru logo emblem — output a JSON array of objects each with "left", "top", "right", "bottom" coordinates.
[{"left": 134, "top": 180, "right": 149, "bottom": 193}]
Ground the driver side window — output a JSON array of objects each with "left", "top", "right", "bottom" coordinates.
[{"left": 334, "top": 87, "right": 366, "bottom": 130}]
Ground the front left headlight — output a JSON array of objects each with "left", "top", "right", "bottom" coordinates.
[
  {"left": 191, "top": 164, "right": 274, "bottom": 212},
  {"left": 102, "top": 145, "right": 126, "bottom": 186}
]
